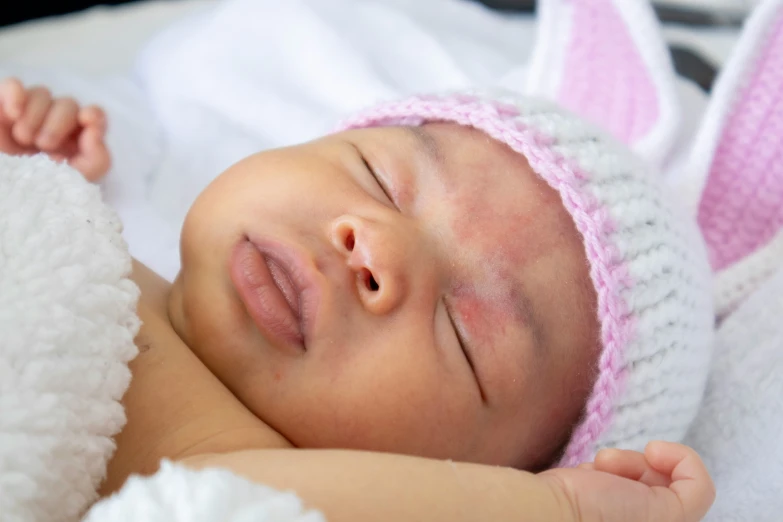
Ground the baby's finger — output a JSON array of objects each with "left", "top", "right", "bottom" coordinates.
[
  {"left": 77, "top": 105, "right": 107, "bottom": 135},
  {"left": 69, "top": 125, "right": 111, "bottom": 182},
  {"left": 36, "top": 97, "right": 79, "bottom": 151},
  {"left": 0, "top": 78, "right": 26, "bottom": 122},
  {"left": 12, "top": 86, "right": 52, "bottom": 146},
  {"left": 594, "top": 448, "right": 671, "bottom": 487},
  {"left": 645, "top": 441, "right": 716, "bottom": 522}
]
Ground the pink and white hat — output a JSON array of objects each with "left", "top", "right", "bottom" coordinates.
[{"left": 338, "top": 0, "right": 783, "bottom": 466}]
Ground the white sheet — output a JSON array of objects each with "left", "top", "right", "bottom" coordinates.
[
  {"left": 0, "top": 0, "right": 740, "bottom": 73},
  {"left": 0, "top": 1, "right": 214, "bottom": 74}
]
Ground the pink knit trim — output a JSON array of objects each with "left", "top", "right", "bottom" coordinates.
[
  {"left": 338, "top": 96, "right": 634, "bottom": 466},
  {"left": 697, "top": 12, "right": 783, "bottom": 271},
  {"left": 559, "top": 1, "right": 659, "bottom": 145}
]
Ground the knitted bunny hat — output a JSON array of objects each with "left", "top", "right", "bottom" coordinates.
[{"left": 338, "top": 0, "right": 720, "bottom": 467}]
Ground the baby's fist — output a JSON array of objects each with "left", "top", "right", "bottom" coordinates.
[
  {"left": 544, "top": 441, "right": 715, "bottom": 522},
  {"left": 0, "top": 77, "right": 110, "bottom": 182}
]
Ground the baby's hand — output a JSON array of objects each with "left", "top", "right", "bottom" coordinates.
[
  {"left": 0, "top": 77, "right": 110, "bottom": 182},
  {"left": 543, "top": 441, "right": 715, "bottom": 522}
]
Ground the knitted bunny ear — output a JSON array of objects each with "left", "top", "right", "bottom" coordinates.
[
  {"left": 679, "top": 0, "right": 783, "bottom": 314},
  {"left": 524, "top": 0, "right": 680, "bottom": 168}
]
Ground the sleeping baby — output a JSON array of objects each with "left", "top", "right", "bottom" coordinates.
[
  {"left": 0, "top": 75, "right": 717, "bottom": 521},
  {"left": 0, "top": 0, "right": 725, "bottom": 520}
]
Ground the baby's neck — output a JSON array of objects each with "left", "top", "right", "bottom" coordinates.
[{"left": 99, "top": 260, "right": 290, "bottom": 496}]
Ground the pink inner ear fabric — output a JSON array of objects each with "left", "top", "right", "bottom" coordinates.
[
  {"left": 698, "top": 13, "right": 783, "bottom": 271},
  {"left": 558, "top": 0, "right": 659, "bottom": 145}
]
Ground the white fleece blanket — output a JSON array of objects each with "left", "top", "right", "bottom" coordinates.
[
  {"left": 0, "top": 154, "right": 323, "bottom": 522},
  {"left": 0, "top": 153, "right": 140, "bottom": 521}
]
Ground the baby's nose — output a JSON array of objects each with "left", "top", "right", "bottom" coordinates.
[{"left": 329, "top": 214, "right": 409, "bottom": 315}]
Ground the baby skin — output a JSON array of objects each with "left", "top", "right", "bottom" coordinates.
[{"left": 1, "top": 78, "right": 716, "bottom": 521}]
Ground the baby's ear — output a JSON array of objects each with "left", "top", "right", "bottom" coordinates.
[
  {"left": 679, "top": 0, "right": 783, "bottom": 314},
  {"left": 524, "top": 0, "right": 680, "bottom": 168}
]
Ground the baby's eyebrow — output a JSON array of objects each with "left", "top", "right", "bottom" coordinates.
[{"left": 406, "top": 126, "right": 443, "bottom": 166}]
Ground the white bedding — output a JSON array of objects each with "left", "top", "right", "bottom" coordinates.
[
  {"left": 0, "top": 1, "right": 214, "bottom": 75},
  {"left": 0, "top": 0, "right": 740, "bottom": 73}
]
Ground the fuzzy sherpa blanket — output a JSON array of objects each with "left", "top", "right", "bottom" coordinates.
[{"left": 0, "top": 154, "right": 323, "bottom": 522}]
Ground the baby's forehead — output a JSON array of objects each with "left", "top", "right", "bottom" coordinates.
[
  {"left": 411, "top": 124, "right": 572, "bottom": 241},
  {"left": 408, "top": 124, "right": 588, "bottom": 316}
]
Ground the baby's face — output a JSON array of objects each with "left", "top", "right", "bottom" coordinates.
[{"left": 168, "top": 123, "right": 599, "bottom": 469}]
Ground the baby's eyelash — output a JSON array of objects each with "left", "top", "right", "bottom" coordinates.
[
  {"left": 357, "top": 150, "right": 397, "bottom": 209},
  {"left": 361, "top": 156, "right": 391, "bottom": 203},
  {"left": 444, "top": 298, "right": 486, "bottom": 402}
]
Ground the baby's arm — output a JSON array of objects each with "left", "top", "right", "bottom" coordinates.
[
  {"left": 183, "top": 449, "right": 563, "bottom": 521},
  {"left": 182, "top": 441, "right": 714, "bottom": 522},
  {"left": 0, "top": 77, "right": 110, "bottom": 181}
]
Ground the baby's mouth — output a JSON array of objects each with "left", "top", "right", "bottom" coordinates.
[
  {"left": 229, "top": 240, "right": 305, "bottom": 352},
  {"left": 229, "top": 237, "right": 323, "bottom": 354},
  {"left": 265, "top": 256, "right": 301, "bottom": 322}
]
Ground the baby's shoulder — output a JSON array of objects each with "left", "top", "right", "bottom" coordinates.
[{"left": 103, "top": 260, "right": 292, "bottom": 492}]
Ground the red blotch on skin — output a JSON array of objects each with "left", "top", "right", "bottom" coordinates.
[
  {"left": 452, "top": 282, "right": 516, "bottom": 351},
  {"left": 453, "top": 286, "right": 483, "bottom": 332}
]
